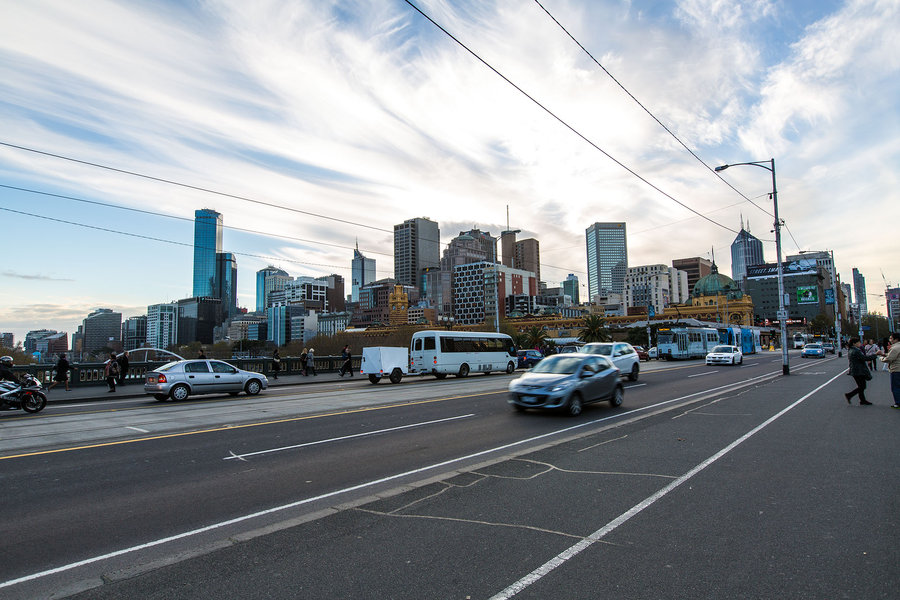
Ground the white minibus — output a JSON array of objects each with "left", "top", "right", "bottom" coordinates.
[{"left": 409, "top": 330, "right": 517, "bottom": 378}]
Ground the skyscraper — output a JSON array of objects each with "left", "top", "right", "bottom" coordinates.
[
  {"left": 853, "top": 268, "right": 867, "bottom": 317},
  {"left": 731, "top": 225, "right": 764, "bottom": 285},
  {"left": 515, "top": 238, "right": 540, "bottom": 282},
  {"left": 192, "top": 209, "right": 223, "bottom": 298},
  {"left": 562, "top": 274, "right": 579, "bottom": 305},
  {"left": 216, "top": 251, "right": 237, "bottom": 320},
  {"left": 394, "top": 217, "right": 440, "bottom": 294},
  {"left": 256, "top": 266, "right": 291, "bottom": 311},
  {"left": 351, "top": 244, "right": 376, "bottom": 303},
  {"left": 586, "top": 222, "right": 627, "bottom": 300}
]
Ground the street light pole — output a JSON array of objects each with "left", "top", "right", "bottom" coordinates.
[{"left": 715, "top": 159, "right": 790, "bottom": 375}]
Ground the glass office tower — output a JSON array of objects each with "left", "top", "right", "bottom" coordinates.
[
  {"left": 193, "top": 209, "right": 223, "bottom": 298},
  {"left": 586, "top": 222, "right": 627, "bottom": 300}
]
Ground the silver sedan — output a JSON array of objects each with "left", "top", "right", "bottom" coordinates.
[{"left": 144, "top": 359, "right": 268, "bottom": 401}]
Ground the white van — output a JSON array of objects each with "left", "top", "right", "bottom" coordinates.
[{"left": 409, "top": 330, "right": 517, "bottom": 378}]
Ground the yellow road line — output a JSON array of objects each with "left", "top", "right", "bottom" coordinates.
[{"left": 0, "top": 391, "right": 497, "bottom": 461}]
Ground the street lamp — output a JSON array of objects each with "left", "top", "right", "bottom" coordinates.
[
  {"left": 438, "top": 315, "right": 455, "bottom": 330},
  {"left": 715, "top": 159, "right": 790, "bottom": 375}
]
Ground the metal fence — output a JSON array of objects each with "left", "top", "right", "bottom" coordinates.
[{"left": 10, "top": 356, "right": 360, "bottom": 388}]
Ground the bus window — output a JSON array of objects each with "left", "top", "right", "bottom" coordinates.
[
  {"left": 424, "top": 336, "right": 435, "bottom": 351},
  {"left": 413, "top": 338, "right": 422, "bottom": 351}
]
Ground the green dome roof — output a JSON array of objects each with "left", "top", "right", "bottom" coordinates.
[{"left": 692, "top": 265, "right": 743, "bottom": 299}]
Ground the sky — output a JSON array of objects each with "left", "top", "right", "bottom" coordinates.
[{"left": 1, "top": 0, "right": 898, "bottom": 345}]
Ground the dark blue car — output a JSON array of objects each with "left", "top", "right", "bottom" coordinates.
[{"left": 517, "top": 349, "right": 543, "bottom": 369}]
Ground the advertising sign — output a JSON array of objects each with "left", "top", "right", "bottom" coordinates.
[
  {"left": 796, "top": 286, "right": 818, "bottom": 304},
  {"left": 824, "top": 288, "right": 835, "bottom": 305}
]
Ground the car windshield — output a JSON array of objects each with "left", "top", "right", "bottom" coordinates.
[
  {"left": 806, "top": 344, "right": 822, "bottom": 349},
  {"left": 530, "top": 355, "right": 583, "bottom": 374},
  {"left": 711, "top": 346, "right": 734, "bottom": 353},
  {"left": 583, "top": 344, "right": 612, "bottom": 356}
]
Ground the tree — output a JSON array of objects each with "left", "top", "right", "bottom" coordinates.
[
  {"left": 625, "top": 326, "right": 648, "bottom": 347},
  {"left": 809, "top": 314, "right": 832, "bottom": 335},
  {"left": 523, "top": 326, "right": 548, "bottom": 349},
  {"left": 579, "top": 314, "right": 610, "bottom": 343},
  {"left": 861, "top": 312, "right": 892, "bottom": 342}
]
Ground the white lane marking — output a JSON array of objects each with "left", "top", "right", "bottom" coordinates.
[
  {"left": 488, "top": 370, "right": 845, "bottom": 600},
  {"left": 688, "top": 371, "right": 717, "bottom": 378},
  {"left": 224, "top": 414, "right": 476, "bottom": 460},
  {"left": 125, "top": 426, "right": 149, "bottom": 433},
  {"left": 0, "top": 369, "right": 787, "bottom": 591},
  {"left": 624, "top": 383, "right": 646, "bottom": 389}
]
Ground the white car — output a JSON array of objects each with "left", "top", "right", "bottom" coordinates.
[
  {"left": 706, "top": 345, "right": 743, "bottom": 366},
  {"left": 581, "top": 342, "right": 641, "bottom": 381}
]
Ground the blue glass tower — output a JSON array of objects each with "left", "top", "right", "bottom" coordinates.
[
  {"left": 193, "top": 209, "right": 223, "bottom": 298},
  {"left": 586, "top": 222, "right": 627, "bottom": 300}
]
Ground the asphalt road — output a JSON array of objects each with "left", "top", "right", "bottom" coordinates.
[{"left": 2, "top": 352, "right": 897, "bottom": 599}]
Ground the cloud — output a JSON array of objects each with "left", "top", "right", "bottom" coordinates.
[{"left": 2, "top": 271, "right": 74, "bottom": 282}]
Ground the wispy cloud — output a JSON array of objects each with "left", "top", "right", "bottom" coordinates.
[{"left": 2, "top": 271, "right": 74, "bottom": 282}]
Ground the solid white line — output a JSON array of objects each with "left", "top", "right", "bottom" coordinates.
[
  {"left": 623, "top": 383, "right": 646, "bottom": 389},
  {"left": 224, "top": 414, "right": 476, "bottom": 460},
  {"left": 125, "top": 426, "right": 149, "bottom": 433},
  {"left": 688, "top": 371, "right": 717, "bottom": 378},
  {"left": 0, "top": 369, "right": 785, "bottom": 591},
  {"left": 487, "top": 370, "right": 846, "bottom": 600}
]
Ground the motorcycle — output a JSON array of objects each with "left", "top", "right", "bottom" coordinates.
[{"left": 0, "top": 374, "right": 48, "bottom": 413}]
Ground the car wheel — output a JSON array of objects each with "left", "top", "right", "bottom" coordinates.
[
  {"left": 368, "top": 374, "right": 381, "bottom": 384},
  {"left": 506, "top": 362, "right": 515, "bottom": 374},
  {"left": 567, "top": 394, "right": 583, "bottom": 417},
  {"left": 609, "top": 385, "right": 624, "bottom": 408},
  {"left": 629, "top": 364, "right": 639, "bottom": 382},
  {"left": 245, "top": 379, "right": 262, "bottom": 395},
  {"left": 738, "top": 356, "right": 743, "bottom": 364},
  {"left": 457, "top": 364, "right": 469, "bottom": 378},
  {"left": 169, "top": 384, "right": 190, "bottom": 401}
]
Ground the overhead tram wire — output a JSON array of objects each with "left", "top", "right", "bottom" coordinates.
[
  {"left": 402, "top": 1, "right": 737, "bottom": 235},
  {"left": 0, "top": 206, "right": 398, "bottom": 275},
  {"left": 0, "top": 183, "right": 394, "bottom": 258},
  {"left": 532, "top": 0, "right": 774, "bottom": 219}
]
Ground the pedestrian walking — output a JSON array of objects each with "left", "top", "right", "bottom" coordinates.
[
  {"left": 116, "top": 352, "right": 129, "bottom": 386},
  {"left": 104, "top": 352, "right": 119, "bottom": 392},
  {"left": 47, "top": 353, "right": 71, "bottom": 392},
  {"left": 306, "top": 348, "right": 316, "bottom": 376},
  {"left": 272, "top": 348, "right": 281, "bottom": 380},
  {"left": 338, "top": 345, "right": 353, "bottom": 377},
  {"left": 300, "top": 348, "right": 308, "bottom": 376},
  {"left": 880, "top": 332, "right": 900, "bottom": 408},
  {"left": 865, "top": 339, "right": 880, "bottom": 373},
  {"left": 845, "top": 338, "right": 873, "bottom": 405}
]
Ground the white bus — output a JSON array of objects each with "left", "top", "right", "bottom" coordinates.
[{"left": 409, "top": 330, "right": 517, "bottom": 378}]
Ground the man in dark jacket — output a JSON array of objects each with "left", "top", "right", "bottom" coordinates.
[
  {"left": 845, "top": 338, "right": 872, "bottom": 405},
  {"left": 116, "top": 352, "right": 129, "bottom": 386}
]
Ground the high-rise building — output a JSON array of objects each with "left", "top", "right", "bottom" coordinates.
[
  {"left": 147, "top": 303, "right": 178, "bottom": 349},
  {"left": 216, "top": 251, "right": 237, "bottom": 320},
  {"left": 394, "top": 217, "right": 440, "bottom": 294},
  {"left": 256, "top": 266, "right": 291, "bottom": 311},
  {"left": 672, "top": 257, "right": 713, "bottom": 297},
  {"left": 351, "top": 244, "right": 376, "bottom": 303},
  {"left": 853, "top": 268, "right": 868, "bottom": 317},
  {"left": 0, "top": 332, "right": 13, "bottom": 349},
  {"left": 624, "top": 265, "right": 688, "bottom": 311},
  {"left": 885, "top": 287, "right": 899, "bottom": 330},
  {"left": 192, "top": 209, "right": 223, "bottom": 298},
  {"left": 122, "top": 316, "right": 148, "bottom": 351},
  {"left": 515, "top": 238, "right": 540, "bottom": 283},
  {"left": 176, "top": 297, "right": 223, "bottom": 345},
  {"left": 562, "top": 274, "right": 580, "bottom": 305},
  {"left": 452, "top": 262, "right": 537, "bottom": 325},
  {"left": 24, "top": 329, "right": 56, "bottom": 353},
  {"left": 82, "top": 308, "right": 122, "bottom": 354},
  {"left": 731, "top": 225, "right": 764, "bottom": 285},
  {"left": 586, "top": 222, "right": 627, "bottom": 300}
]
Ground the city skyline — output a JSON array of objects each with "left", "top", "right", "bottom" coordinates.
[{"left": 1, "top": 1, "right": 898, "bottom": 343}]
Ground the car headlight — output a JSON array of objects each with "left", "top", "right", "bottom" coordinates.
[{"left": 551, "top": 381, "right": 573, "bottom": 392}]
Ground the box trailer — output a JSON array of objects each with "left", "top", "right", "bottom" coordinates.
[{"left": 360, "top": 346, "right": 409, "bottom": 384}]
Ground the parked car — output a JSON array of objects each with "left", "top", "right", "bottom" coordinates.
[
  {"left": 144, "top": 359, "right": 268, "bottom": 401},
  {"left": 648, "top": 346, "right": 659, "bottom": 360},
  {"left": 508, "top": 353, "right": 624, "bottom": 416},
  {"left": 557, "top": 345, "right": 580, "bottom": 354},
  {"left": 517, "top": 349, "right": 544, "bottom": 369},
  {"left": 581, "top": 342, "right": 641, "bottom": 381},
  {"left": 822, "top": 341, "right": 836, "bottom": 354},
  {"left": 801, "top": 343, "right": 826, "bottom": 358},
  {"left": 633, "top": 346, "right": 650, "bottom": 361},
  {"left": 706, "top": 345, "right": 743, "bottom": 366}
]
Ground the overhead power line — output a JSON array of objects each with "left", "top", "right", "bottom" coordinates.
[
  {"left": 401, "top": 1, "right": 737, "bottom": 235},
  {"left": 532, "top": 0, "right": 773, "bottom": 219}
]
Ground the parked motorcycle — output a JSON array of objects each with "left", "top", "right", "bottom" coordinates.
[{"left": 0, "top": 374, "right": 48, "bottom": 413}]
